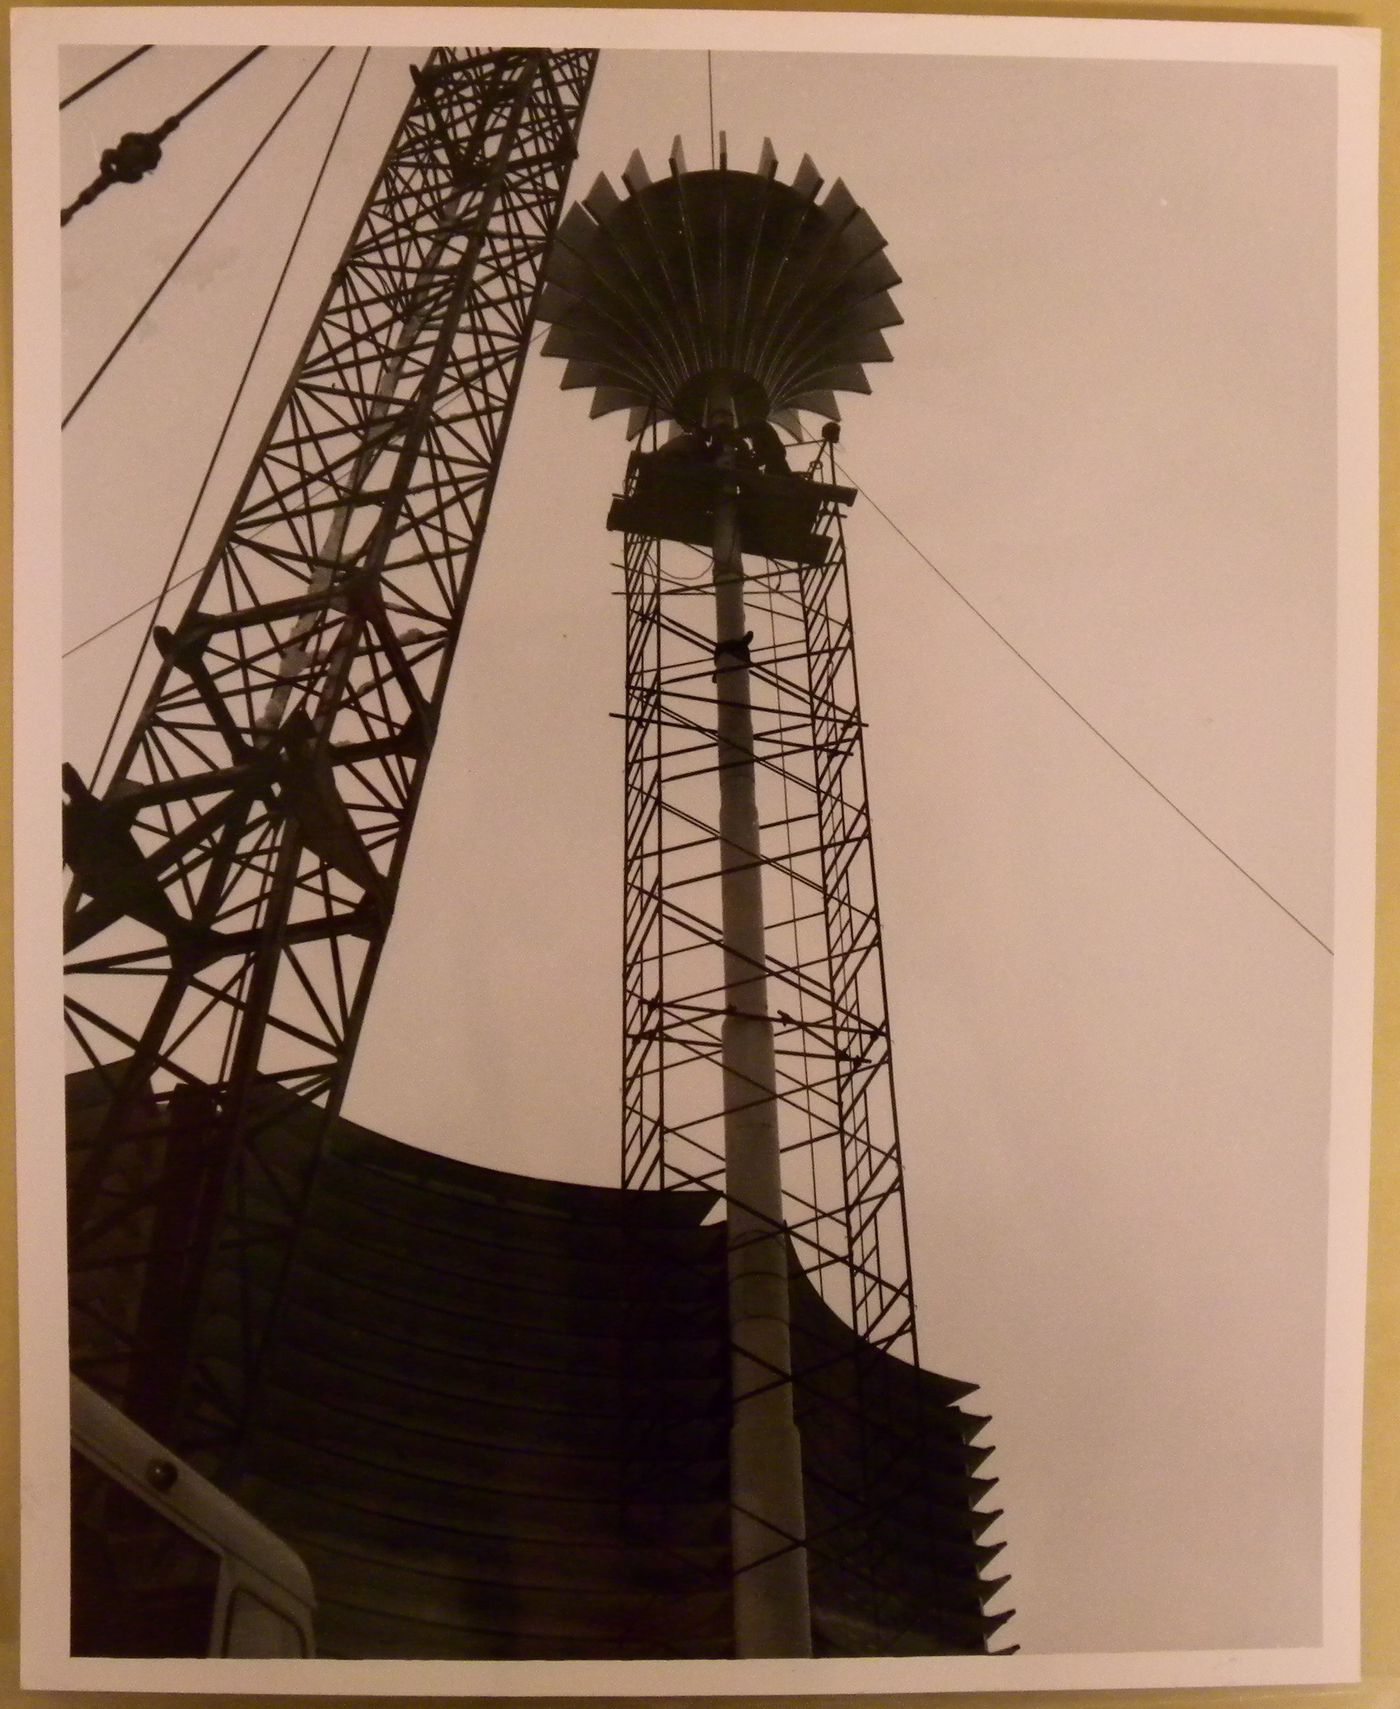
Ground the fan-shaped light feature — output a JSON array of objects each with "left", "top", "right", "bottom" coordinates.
[{"left": 538, "top": 139, "right": 901, "bottom": 438}]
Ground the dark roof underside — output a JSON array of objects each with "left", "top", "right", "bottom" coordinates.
[{"left": 538, "top": 141, "right": 902, "bottom": 438}]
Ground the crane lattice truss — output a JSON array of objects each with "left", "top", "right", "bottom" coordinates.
[
  {"left": 620, "top": 443, "right": 917, "bottom": 1363},
  {"left": 63, "top": 45, "right": 596, "bottom": 1461}
]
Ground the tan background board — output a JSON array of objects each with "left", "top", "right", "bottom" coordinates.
[{"left": 3, "top": 0, "right": 1394, "bottom": 1704}]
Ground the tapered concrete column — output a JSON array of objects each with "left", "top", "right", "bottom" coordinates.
[{"left": 709, "top": 418, "right": 811, "bottom": 1659}]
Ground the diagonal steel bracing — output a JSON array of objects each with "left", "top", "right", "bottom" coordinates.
[
  {"left": 619, "top": 439, "right": 918, "bottom": 1366},
  {"left": 613, "top": 437, "right": 1011, "bottom": 1652},
  {"left": 64, "top": 45, "right": 596, "bottom": 1469}
]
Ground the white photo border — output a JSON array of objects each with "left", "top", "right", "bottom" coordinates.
[{"left": 12, "top": 7, "right": 1381, "bottom": 1694}]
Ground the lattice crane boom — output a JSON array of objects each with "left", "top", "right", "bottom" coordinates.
[{"left": 64, "top": 46, "right": 597, "bottom": 1465}]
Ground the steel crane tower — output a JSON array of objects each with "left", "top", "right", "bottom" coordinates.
[{"left": 64, "top": 45, "right": 596, "bottom": 1468}]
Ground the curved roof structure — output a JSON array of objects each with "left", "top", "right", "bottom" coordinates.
[
  {"left": 537, "top": 138, "right": 902, "bottom": 438},
  {"left": 69, "top": 1067, "right": 1011, "bottom": 1659}
]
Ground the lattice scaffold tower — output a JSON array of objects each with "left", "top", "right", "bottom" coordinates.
[
  {"left": 538, "top": 136, "right": 995, "bottom": 1658},
  {"left": 63, "top": 46, "right": 596, "bottom": 1467}
]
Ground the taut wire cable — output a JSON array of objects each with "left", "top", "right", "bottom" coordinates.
[
  {"left": 80, "top": 48, "right": 369, "bottom": 792},
  {"left": 62, "top": 46, "right": 269, "bottom": 225},
  {"left": 63, "top": 48, "right": 333, "bottom": 429},
  {"left": 68, "top": 310, "right": 555, "bottom": 670},
  {"left": 836, "top": 456, "right": 1331, "bottom": 956},
  {"left": 59, "top": 45, "right": 153, "bottom": 111}
]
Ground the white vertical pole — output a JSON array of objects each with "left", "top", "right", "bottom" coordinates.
[{"left": 708, "top": 394, "right": 811, "bottom": 1658}]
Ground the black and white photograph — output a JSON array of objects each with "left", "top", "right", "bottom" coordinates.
[{"left": 10, "top": 6, "right": 1380, "bottom": 1693}]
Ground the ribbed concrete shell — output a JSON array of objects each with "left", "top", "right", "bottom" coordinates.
[
  {"left": 69, "top": 1075, "right": 1012, "bottom": 1659},
  {"left": 537, "top": 140, "right": 902, "bottom": 438},
  {"left": 228, "top": 1116, "right": 1010, "bottom": 1657}
]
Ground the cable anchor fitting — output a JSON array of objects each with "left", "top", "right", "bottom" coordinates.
[{"left": 99, "top": 128, "right": 166, "bottom": 184}]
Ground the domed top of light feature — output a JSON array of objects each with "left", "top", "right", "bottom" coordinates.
[{"left": 537, "top": 136, "right": 901, "bottom": 439}]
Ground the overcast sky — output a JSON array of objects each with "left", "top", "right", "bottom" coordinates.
[{"left": 59, "top": 37, "right": 1344, "bottom": 1660}]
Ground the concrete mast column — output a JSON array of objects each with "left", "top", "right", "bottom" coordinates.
[{"left": 708, "top": 399, "right": 812, "bottom": 1659}]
